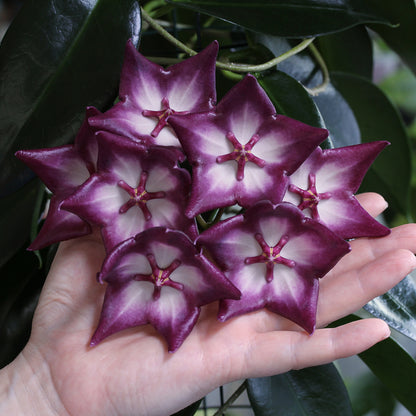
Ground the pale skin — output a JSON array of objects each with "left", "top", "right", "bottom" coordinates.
[{"left": 1, "top": 193, "right": 416, "bottom": 416}]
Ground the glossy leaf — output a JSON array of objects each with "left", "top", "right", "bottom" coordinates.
[
  {"left": 247, "top": 363, "right": 353, "bottom": 416},
  {"left": 367, "top": 0, "right": 416, "bottom": 76},
  {"left": 334, "top": 314, "right": 416, "bottom": 414},
  {"left": 347, "top": 373, "right": 396, "bottom": 416},
  {"left": 0, "top": 261, "right": 46, "bottom": 368},
  {"left": 170, "top": 400, "right": 202, "bottom": 416},
  {"left": 359, "top": 336, "right": 416, "bottom": 415},
  {"left": 258, "top": 71, "right": 326, "bottom": 128},
  {"left": 330, "top": 72, "right": 412, "bottom": 216},
  {"left": 0, "top": 248, "right": 38, "bottom": 329},
  {"left": 318, "top": 25, "right": 373, "bottom": 79},
  {"left": 364, "top": 273, "right": 416, "bottom": 341},
  {"left": 252, "top": 34, "right": 360, "bottom": 147},
  {"left": 167, "top": 0, "right": 391, "bottom": 38},
  {"left": 0, "top": 0, "right": 141, "bottom": 197},
  {"left": 0, "top": 179, "right": 40, "bottom": 268}
]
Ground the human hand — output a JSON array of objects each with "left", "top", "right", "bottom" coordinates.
[{"left": 1, "top": 192, "right": 416, "bottom": 416}]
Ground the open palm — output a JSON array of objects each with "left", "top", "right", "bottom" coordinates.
[{"left": 3, "top": 193, "right": 416, "bottom": 416}]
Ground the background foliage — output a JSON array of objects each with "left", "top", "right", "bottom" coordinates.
[{"left": 1, "top": 0, "right": 416, "bottom": 414}]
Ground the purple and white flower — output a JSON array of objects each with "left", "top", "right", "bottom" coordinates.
[
  {"left": 62, "top": 131, "right": 197, "bottom": 252},
  {"left": 197, "top": 201, "right": 351, "bottom": 333},
  {"left": 283, "top": 141, "right": 391, "bottom": 239},
  {"left": 169, "top": 75, "right": 329, "bottom": 217},
  {"left": 91, "top": 227, "right": 240, "bottom": 352},
  {"left": 89, "top": 40, "right": 218, "bottom": 149}
]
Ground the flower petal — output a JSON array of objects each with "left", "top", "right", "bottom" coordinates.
[
  {"left": 28, "top": 197, "right": 91, "bottom": 250},
  {"left": 15, "top": 146, "right": 90, "bottom": 194}
]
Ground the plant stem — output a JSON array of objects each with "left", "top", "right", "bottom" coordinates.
[
  {"left": 141, "top": 7, "right": 197, "bottom": 56},
  {"left": 213, "top": 381, "right": 248, "bottom": 416},
  {"left": 196, "top": 214, "right": 209, "bottom": 229},
  {"left": 141, "top": 7, "right": 315, "bottom": 73},
  {"left": 305, "top": 42, "right": 330, "bottom": 96}
]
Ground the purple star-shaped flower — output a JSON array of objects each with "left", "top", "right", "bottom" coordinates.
[
  {"left": 91, "top": 227, "right": 240, "bottom": 352},
  {"left": 62, "top": 131, "right": 197, "bottom": 252},
  {"left": 197, "top": 201, "right": 351, "bottom": 332},
  {"left": 169, "top": 75, "right": 329, "bottom": 217},
  {"left": 89, "top": 40, "right": 218, "bottom": 148},
  {"left": 283, "top": 141, "right": 391, "bottom": 239},
  {"left": 15, "top": 107, "right": 100, "bottom": 250}
]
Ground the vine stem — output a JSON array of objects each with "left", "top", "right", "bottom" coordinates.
[
  {"left": 212, "top": 381, "right": 248, "bottom": 416},
  {"left": 305, "top": 42, "right": 330, "bottom": 95},
  {"left": 141, "top": 7, "right": 315, "bottom": 74}
]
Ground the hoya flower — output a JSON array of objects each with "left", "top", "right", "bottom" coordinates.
[
  {"left": 169, "top": 75, "right": 328, "bottom": 217},
  {"left": 197, "top": 201, "right": 351, "bottom": 332},
  {"left": 62, "top": 131, "right": 197, "bottom": 252},
  {"left": 89, "top": 40, "right": 218, "bottom": 148},
  {"left": 283, "top": 141, "right": 391, "bottom": 239},
  {"left": 91, "top": 227, "right": 240, "bottom": 352},
  {"left": 15, "top": 107, "right": 100, "bottom": 250}
]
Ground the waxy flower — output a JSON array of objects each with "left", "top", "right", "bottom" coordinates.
[
  {"left": 62, "top": 131, "right": 197, "bottom": 252},
  {"left": 283, "top": 141, "right": 391, "bottom": 239},
  {"left": 89, "top": 40, "right": 218, "bottom": 149},
  {"left": 91, "top": 227, "right": 240, "bottom": 352},
  {"left": 15, "top": 107, "right": 100, "bottom": 250},
  {"left": 169, "top": 75, "right": 329, "bottom": 217},
  {"left": 197, "top": 202, "right": 351, "bottom": 332}
]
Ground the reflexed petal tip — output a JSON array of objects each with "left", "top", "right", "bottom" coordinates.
[
  {"left": 90, "top": 227, "right": 239, "bottom": 351},
  {"left": 27, "top": 197, "right": 91, "bottom": 251}
]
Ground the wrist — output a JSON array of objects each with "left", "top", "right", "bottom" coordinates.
[{"left": 0, "top": 345, "right": 68, "bottom": 416}]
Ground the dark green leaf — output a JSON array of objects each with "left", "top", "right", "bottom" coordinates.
[
  {"left": 0, "top": 0, "right": 142, "bottom": 196},
  {"left": 170, "top": 399, "right": 202, "bottom": 416},
  {"left": 258, "top": 70, "right": 334, "bottom": 148},
  {"left": 0, "top": 248, "right": 38, "bottom": 328},
  {"left": 347, "top": 372, "right": 396, "bottom": 416},
  {"left": 258, "top": 71, "right": 326, "bottom": 128},
  {"left": 335, "top": 314, "right": 416, "bottom": 415},
  {"left": 251, "top": 34, "right": 360, "bottom": 147},
  {"left": 364, "top": 273, "right": 416, "bottom": 341},
  {"left": 0, "top": 179, "right": 40, "bottom": 268},
  {"left": 367, "top": 0, "right": 416, "bottom": 76},
  {"left": 318, "top": 25, "right": 373, "bottom": 79},
  {"left": 0, "top": 264, "right": 46, "bottom": 368},
  {"left": 359, "top": 335, "right": 416, "bottom": 414},
  {"left": 247, "top": 364, "right": 353, "bottom": 416},
  {"left": 311, "top": 83, "right": 361, "bottom": 148},
  {"left": 331, "top": 72, "right": 412, "bottom": 216},
  {"left": 167, "top": 0, "right": 391, "bottom": 37}
]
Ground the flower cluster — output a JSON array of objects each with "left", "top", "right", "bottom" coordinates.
[{"left": 16, "top": 40, "right": 390, "bottom": 352}]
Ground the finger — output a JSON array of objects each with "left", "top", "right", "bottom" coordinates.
[
  {"left": 355, "top": 192, "right": 388, "bottom": 218},
  {"left": 232, "top": 318, "right": 389, "bottom": 380},
  {"left": 317, "top": 248, "right": 416, "bottom": 327},
  {"left": 328, "top": 223, "right": 416, "bottom": 278}
]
